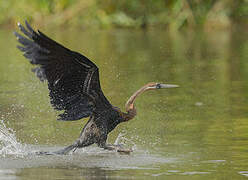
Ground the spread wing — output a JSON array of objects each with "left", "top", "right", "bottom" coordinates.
[{"left": 14, "top": 21, "right": 112, "bottom": 121}]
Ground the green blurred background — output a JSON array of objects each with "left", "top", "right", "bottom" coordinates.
[
  {"left": 0, "top": 0, "right": 247, "bottom": 30},
  {"left": 0, "top": 1, "right": 248, "bottom": 179}
]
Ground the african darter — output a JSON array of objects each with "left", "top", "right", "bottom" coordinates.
[{"left": 14, "top": 21, "right": 178, "bottom": 154}]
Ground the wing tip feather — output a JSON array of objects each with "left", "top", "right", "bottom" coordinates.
[{"left": 13, "top": 31, "right": 19, "bottom": 39}]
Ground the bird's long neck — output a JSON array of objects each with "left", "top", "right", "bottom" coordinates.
[{"left": 121, "top": 83, "right": 152, "bottom": 121}]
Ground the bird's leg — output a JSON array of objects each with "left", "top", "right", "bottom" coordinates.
[
  {"left": 102, "top": 144, "right": 122, "bottom": 150},
  {"left": 96, "top": 129, "right": 132, "bottom": 154},
  {"left": 105, "top": 144, "right": 133, "bottom": 154},
  {"left": 98, "top": 142, "right": 132, "bottom": 154}
]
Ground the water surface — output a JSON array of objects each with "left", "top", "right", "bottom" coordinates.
[{"left": 0, "top": 26, "right": 248, "bottom": 179}]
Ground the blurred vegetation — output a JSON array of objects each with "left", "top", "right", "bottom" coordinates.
[{"left": 0, "top": 0, "right": 247, "bottom": 29}]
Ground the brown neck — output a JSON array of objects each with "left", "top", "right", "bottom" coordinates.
[{"left": 121, "top": 83, "right": 154, "bottom": 121}]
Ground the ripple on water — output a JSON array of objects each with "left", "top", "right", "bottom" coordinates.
[
  {"left": 0, "top": 121, "right": 178, "bottom": 170},
  {"left": 0, "top": 145, "right": 178, "bottom": 170}
]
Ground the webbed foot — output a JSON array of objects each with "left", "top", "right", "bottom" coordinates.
[{"left": 103, "top": 144, "right": 133, "bottom": 154}]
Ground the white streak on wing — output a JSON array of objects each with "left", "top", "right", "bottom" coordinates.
[
  {"left": 74, "top": 58, "right": 91, "bottom": 68},
  {"left": 86, "top": 69, "right": 96, "bottom": 93},
  {"left": 83, "top": 70, "right": 92, "bottom": 92},
  {"left": 54, "top": 78, "right": 61, "bottom": 86}
]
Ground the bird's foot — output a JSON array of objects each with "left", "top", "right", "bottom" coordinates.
[{"left": 104, "top": 144, "right": 133, "bottom": 154}]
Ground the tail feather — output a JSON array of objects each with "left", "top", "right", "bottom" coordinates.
[{"left": 36, "top": 144, "right": 77, "bottom": 155}]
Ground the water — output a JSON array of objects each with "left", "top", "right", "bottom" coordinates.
[
  {"left": 0, "top": 25, "right": 248, "bottom": 179},
  {"left": 0, "top": 120, "right": 25, "bottom": 156}
]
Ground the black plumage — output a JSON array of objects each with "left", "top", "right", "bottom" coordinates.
[
  {"left": 15, "top": 21, "right": 129, "bottom": 154},
  {"left": 15, "top": 21, "right": 177, "bottom": 154}
]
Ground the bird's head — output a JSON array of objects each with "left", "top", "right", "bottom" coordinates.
[
  {"left": 125, "top": 82, "right": 179, "bottom": 110},
  {"left": 145, "top": 82, "right": 179, "bottom": 90},
  {"left": 123, "top": 82, "right": 179, "bottom": 121}
]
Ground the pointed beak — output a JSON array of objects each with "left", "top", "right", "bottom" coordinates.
[{"left": 157, "top": 84, "right": 179, "bottom": 89}]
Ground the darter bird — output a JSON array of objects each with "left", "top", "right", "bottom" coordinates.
[{"left": 14, "top": 21, "right": 178, "bottom": 155}]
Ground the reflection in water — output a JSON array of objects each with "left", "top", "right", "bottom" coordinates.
[{"left": 0, "top": 27, "right": 248, "bottom": 179}]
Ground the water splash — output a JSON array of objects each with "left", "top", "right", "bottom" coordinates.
[
  {"left": 0, "top": 122, "right": 140, "bottom": 157},
  {"left": 114, "top": 131, "right": 137, "bottom": 151},
  {"left": 0, "top": 120, "right": 26, "bottom": 157}
]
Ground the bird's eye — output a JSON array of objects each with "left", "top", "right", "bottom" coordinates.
[{"left": 156, "top": 84, "right": 161, "bottom": 89}]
